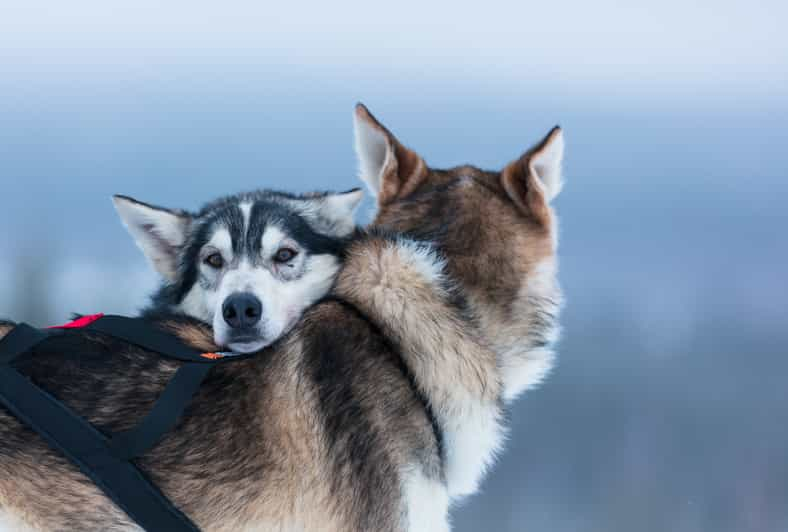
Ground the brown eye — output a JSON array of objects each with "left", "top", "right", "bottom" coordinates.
[
  {"left": 204, "top": 253, "right": 224, "bottom": 269},
  {"left": 274, "top": 247, "right": 297, "bottom": 263}
]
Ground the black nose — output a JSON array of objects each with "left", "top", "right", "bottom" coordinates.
[{"left": 222, "top": 293, "right": 262, "bottom": 329}]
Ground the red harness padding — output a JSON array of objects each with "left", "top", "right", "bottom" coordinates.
[{"left": 47, "top": 313, "right": 105, "bottom": 329}]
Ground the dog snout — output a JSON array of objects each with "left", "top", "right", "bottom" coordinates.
[{"left": 222, "top": 292, "right": 263, "bottom": 329}]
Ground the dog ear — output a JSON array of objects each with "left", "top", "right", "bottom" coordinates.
[
  {"left": 317, "top": 188, "right": 364, "bottom": 236},
  {"left": 353, "top": 103, "right": 428, "bottom": 205},
  {"left": 501, "top": 126, "right": 564, "bottom": 225},
  {"left": 112, "top": 195, "right": 192, "bottom": 281}
]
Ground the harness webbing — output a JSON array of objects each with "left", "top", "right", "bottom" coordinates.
[{"left": 0, "top": 315, "right": 240, "bottom": 532}]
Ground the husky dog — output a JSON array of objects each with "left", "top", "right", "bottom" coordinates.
[
  {"left": 0, "top": 105, "right": 564, "bottom": 531},
  {"left": 113, "top": 189, "right": 362, "bottom": 352}
]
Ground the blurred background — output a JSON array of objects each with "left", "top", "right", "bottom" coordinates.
[{"left": 1, "top": 2, "right": 786, "bottom": 530}]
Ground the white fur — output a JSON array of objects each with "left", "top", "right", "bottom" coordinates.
[
  {"left": 321, "top": 189, "right": 363, "bottom": 236},
  {"left": 240, "top": 201, "right": 253, "bottom": 239},
  {"left": 261, "top": 225, "right": 286, "bottom": 255},
  {"left": 441, "top": 400, "right": 505, "bottom": 499},
  {"left": 401, "top": 469, "right": 450, "bottom": 532},
  {"left": 179, "top": 283, "right": 210, "bottom": 321},
  {"left": 0, "top": 511, "right": 36, "bottom": 532},
  {"left": 500, "top": 344, "right": 556, "bottom": 403},
  {"left": 500, "top": 256, "right": 562, "bottom": 402},
  {"left": 353, "top": 111, "right": 390, "bottom": 195},
  {"left": 394, "top": 238, "right": 447, "bottom": 286},
  {"left": 530, "top": 129, "right": 564, "bottom": 202},
  {"left": 280, "top": 190, "right": 363, "bottom": 237},
  {"left": 112, "top": 196, "right": 190, "bottom": 281},
  {"left": 206, "top": 227, "right": 234, "bottom": 259}
]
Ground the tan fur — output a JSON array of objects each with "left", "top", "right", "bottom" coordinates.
[
  {"left": 336, "top": 238, "right": 499, "bottom": 402},
  {"left": 160, "top": 320, "right": 218, "bottom": 353}
]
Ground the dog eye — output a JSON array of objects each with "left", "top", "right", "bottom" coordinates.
[
  {"left": 273, "top": 247, "right": 297, "bottom": 263},
  {"left": 204, "top": 253, "right": 224, "bottom": 269}
]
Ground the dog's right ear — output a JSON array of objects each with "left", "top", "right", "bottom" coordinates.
[
  {"left": 112, "top": 195, "right": 192, "bottom": 281},
  {"left": 353, "top": 103, "right": 428, "bottom": 205},
  {"left": 501, "top": 126, "right": 564, "bottom": 226}
]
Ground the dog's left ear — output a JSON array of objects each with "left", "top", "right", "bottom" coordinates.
[
  {"left": 112, "top": 195, "right": 192, "bottom": 281},
  {"left": 317, "top": 188, "right": 364, "bottom": 236},
  {"left": 501, "top": 126, "right": 564, "bottom": 225},
  {"left": 353, "top": 103, "right": 428, "bottom": 205}
]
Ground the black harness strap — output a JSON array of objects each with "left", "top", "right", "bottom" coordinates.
[
  {"left": 0, "top": 323, "right": 47, "bottom": 364},
  {"left": 0, "top": 316, "right": 225, "bottom": 532},
  {"left": 85, "top": 315, "right": 215, "bottom": 363},
  {"left": 0, "top": 365, "right": 201, "bottom": 532},
  {"left": 108, "top": 362, "right": 212, "bottom": 461}
]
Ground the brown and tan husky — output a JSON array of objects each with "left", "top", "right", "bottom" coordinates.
[{"left": 0, "top": 104, "right": 564, "bottom": 531}]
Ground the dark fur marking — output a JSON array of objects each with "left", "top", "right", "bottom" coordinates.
[
  {"left": 322, "top": 296, "right": 445, "bottom": 465},
  {"left": 300, "top": 306, "right": 396, "bottom": 530},
  {"left": 299, "top": 299, "right": 443, "bottom": 530}
]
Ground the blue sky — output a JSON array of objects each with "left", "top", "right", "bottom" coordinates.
[{"left": 1, "top": 1, "right": 786, "bottom": 102}]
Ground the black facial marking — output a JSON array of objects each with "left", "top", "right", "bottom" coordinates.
[
  {"left": 247, "top": 201, "right": 345, "bottom": 259},
  {"left": 171, "top": 219, "right": 219, "bottom": 302},
  {"left": 220, "top": 204, "right": 246, "bottom": 256}
]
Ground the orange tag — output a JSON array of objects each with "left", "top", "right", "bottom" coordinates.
[{"left": 200, "top": 352, "right": 224, "bottom": 360}]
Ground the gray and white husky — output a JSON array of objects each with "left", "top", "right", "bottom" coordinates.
[{"left": 113, "top": 189, "right": 362, "bottom": 352}]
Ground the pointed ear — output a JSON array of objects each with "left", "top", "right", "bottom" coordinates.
[
  {"left": 501, "top": 126, "right": 564, "bottom": 225},
  {"left": 353, "top": 103, "right": 429, "bottom": 205},
  {"left": 316, "top": 188, "right": 364, "bottom": 237},
  {"left": 112, "top": 195, "right": 192, "bottom": 281}
]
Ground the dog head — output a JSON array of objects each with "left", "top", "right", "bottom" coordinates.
[
  {"left": 354, "top": 104, "right": 564, "bottom": 399},
  {"left": 114, "top": 189, "right": 362, "bottom": 353}
]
